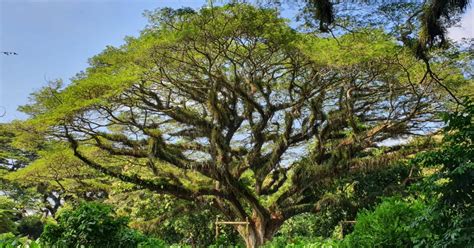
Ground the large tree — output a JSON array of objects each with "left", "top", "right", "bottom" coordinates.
[{"left": 18, "top": 4, "right": 469, "bottom": 247}]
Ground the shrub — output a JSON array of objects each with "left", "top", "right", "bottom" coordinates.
[
  {"left": 342, "top": 198, "right": 427, "bottom": 247},
  {"left": 112, "top": 192, "right": 240, "bottom": 247},
  {"left": 263, "top": 236, "right": 340, "bottom": 248},
  {"left": 40, "top": 202, "right": 165, "bottom": 248},
  {"left": 277, "top": 211, "right": 346, "bottom": 239}
]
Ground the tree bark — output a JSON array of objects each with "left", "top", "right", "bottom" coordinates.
[{"left": 237, "top": 215, "right": 283, "bottom": 248}]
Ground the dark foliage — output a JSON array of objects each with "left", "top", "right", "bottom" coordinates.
[{"left": 17, "top": 216, "right": 44, "bottom": 240}]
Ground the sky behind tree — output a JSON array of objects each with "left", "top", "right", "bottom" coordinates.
[{"left": 1, "top": 0, "right": 473, "bottom": 122}]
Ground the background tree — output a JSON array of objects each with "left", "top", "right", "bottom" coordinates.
[
  {"left": 4, "top": 143, "right": 111, "bottom": 216},
  {"left": 272, "top": 0, "right": 471, "bottom": 56},
  {"left": 1, "top": 81, "right": 113, "bottom": 217},
  {"left": 16, "top": 4, "right": 470, "bottom": 247},
  {"left": 0, "top": 124, "right": 36, "bottom": 172},
  {"left": 0, "top": 124, "right": 46, "bottom": 236}
]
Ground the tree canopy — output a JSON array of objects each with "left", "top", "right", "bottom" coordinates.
[
  {"left": 6, "top": 3, "right": 472, "bottom": 247},
  {"left": 278, "top": 0, "right": 471, "bottom": 57}
]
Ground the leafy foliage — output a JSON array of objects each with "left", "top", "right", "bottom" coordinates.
[
  {"left": 14, "top": 3, "right": 470, "bottom": 246},
  {"left": 0, "top": 124, "right": 36, "bottom": 172},
  {"left": 415, "top": 98, "right": 474, "bottom": 206},
  {"left": 0, "top": 232, "right": 42, "bottom": 248},
  {"left": 342, "top": 198, "right": 427, "bottom": 247},
  {"left": 409, "top": 99, "right": 474, "bottom": 247},
  {"left": 40, "top": 202, "right": 165, "bottom": 248},
  {"left": 109, "top": 191, "right": 241, "bottom": 247},
  {"left": 339, "top": 99, "right": 474, "bottom": 248},
  {"left": 0, "top": 197, "right": 17, "bottom": 234},
  {"left": 272, "top": 0, "right": 470, "bottom": 58},
  {"left": 16, "top": 215, "right": 44, "bottom": 240},
  {"left": 262, "top": 235, "right": 339, "bottom": 248},
  {"left": 273, "top": 162, "right": 416, "bottom": 240},
  {"left": 2, "top": 2, "right": 472, "bottom": 247}
]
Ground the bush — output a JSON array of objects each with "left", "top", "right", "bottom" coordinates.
[
  {"left": 111, "top": 192, "right": 241, "bottom": 247},
  {"left": 263, "top": 236, "right": 340, "bottom": 248},
  {"left": 40, "top": 202, "right": 165, "bottom": 248},
  {"left": 277, "top": 211, "right": 346, "bottom": 239},
  {"left": 342, "top": 198, "right": 428, "bottom": 247}
]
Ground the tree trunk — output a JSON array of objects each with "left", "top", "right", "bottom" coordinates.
[
  {"left": 242, "top": 229, "right": 261, "bottom": 248},
  {"left": 237, "top": 216, "right": 283, "bottom": 248}
]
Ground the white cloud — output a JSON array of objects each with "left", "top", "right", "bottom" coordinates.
[{"left": 448, "top": 6, "right": 474, "bottom": 41}]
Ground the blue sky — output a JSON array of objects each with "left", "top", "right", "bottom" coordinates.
[
  {"left": 1, "top": 0, "right": 473, "bottom": 122},
  {"left": 0, "top": 0, "right": 205, "bottom": 121}
]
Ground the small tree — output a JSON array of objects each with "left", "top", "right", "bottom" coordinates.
[
  {"left": 19, "top": 4, "right": 467, "bottom": 247},
  {"left": 1, "top": 122, "right": 110, "bottom": 217}
]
